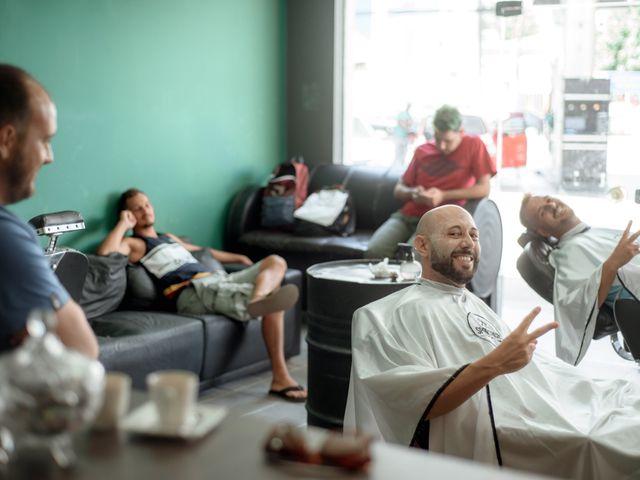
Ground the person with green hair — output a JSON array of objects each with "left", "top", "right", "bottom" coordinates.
[{"left": 365, "top": 105, "right": 496, "bottom": 260}]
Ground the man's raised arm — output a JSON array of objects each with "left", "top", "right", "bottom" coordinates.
[
  {"left": 597, "top": 220, "right": 640, "bottom": 307},
  {"left": 97, "top": 210, "right": 136, "bottom": 257},
  {"left": 165, "top": 233, "right": 253, "bottom": 266},
  {"left": 425, "top": 307, "right": 557, "bottom": 420}
]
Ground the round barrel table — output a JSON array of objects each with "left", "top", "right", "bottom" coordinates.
[{"left": 305, "top": 259, "right": 414, "bottom": 429}]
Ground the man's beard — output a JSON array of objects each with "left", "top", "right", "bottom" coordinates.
[
  {"left": 430, "top": 247, "right": 479, "bottom": 285},
  {"left": 5, "top": 148, "right": 31, "bottom": 203}
]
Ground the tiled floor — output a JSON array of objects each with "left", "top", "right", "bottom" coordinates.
[
  {"left": 199, "top": 339, "right": 309, "bottom": 427},
  {"left": 200, "top": 170, "right": 640, "bottom": 426}
]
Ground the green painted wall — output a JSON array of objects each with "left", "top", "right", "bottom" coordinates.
[{"left": 0, "top": 0, "right": 286, "bottom": 252}]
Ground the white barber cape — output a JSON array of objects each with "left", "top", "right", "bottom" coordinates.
[
  {"left": 550, "top": 223, "right": 640, "bottom": 365},
  {"left": 344, "top": 279, "right": 640, "bottom": 479}
]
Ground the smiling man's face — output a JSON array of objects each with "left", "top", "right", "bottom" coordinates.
[
  {"left": 415, "top": 206, "right": 480, "bottom": 288},
  {"left": 520, "top": 195, "right": 579, "bottom": 238}
]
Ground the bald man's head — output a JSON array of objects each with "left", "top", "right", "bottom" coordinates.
[
  {"left": 416, "top": 205, "right": 472, "bottom": 237},
  {"left": 414, "top": 205, "right": 480, "bottom": 287}
]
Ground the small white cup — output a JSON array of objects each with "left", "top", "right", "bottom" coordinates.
[
  {"left": 147, "top": 370, "right": 199, "bottom": 433},
  {"left": 93, "top": 372, "right": 132, "bottom": 431}
]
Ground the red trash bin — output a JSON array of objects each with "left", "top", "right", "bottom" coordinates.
[
  {"left": 493, "top": 113, "right": 528, "bottom": 168},
  {"left": 501, "top": 132, "right": 527, "bottom": 168}
]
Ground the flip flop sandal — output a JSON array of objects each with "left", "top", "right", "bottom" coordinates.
[
  {"left": 247, "top": 284, "right": 299, "bottom": 318},
  {"left": 268, "top": 384, "right": 307, "bottom": 403}
]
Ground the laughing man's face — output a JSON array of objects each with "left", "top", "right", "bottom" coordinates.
[
  {"left": 429, "top": 211, "right": 480, "bottom": 287},
  {"left": 522, "top": 195, "right": 577, "bottom": 238}
]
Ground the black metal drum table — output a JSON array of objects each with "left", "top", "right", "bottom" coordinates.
[{"left": 305, "top": 259, "right": 414, "bottom": 429}]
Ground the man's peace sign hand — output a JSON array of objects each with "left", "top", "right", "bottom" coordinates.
[
  {"left": 607, "top": 221, "right": 640, "bottom": 271},
  {"left": 484, "top": 307, "right": 558, "bottom": 375}
]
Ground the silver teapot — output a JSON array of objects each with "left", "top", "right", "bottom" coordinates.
[{"left": 0, "top": 309, "right": 104, "bottom": 467}]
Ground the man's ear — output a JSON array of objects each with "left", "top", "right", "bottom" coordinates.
[
  {"left": 414, "top": 234, "right": 430, "bottom": 259},
  {"left": 0, "top": 124, "right": 17, "bottom": 161}
]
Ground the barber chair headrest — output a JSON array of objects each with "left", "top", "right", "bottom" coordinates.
[
  {"left": 28, "top": 210, "right": 88, "bottom": 302},
  {"left": 28, "top": 210, "right": 85, "bottom": 236},
  {"left": 516, "top": 232, "right": 556, "bottom": 304},
  {"left": 517, "top": 229, "right": 557, "bottom": 249}
]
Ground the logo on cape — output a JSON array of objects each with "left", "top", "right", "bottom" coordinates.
[{"left": 467, "top": 312, "right": 502, "bottom": 344}]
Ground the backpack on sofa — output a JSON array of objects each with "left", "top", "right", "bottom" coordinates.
[
  {"left": 293, "top": 185, "right": 356, "bottom": 237},
  {"left": 261, "top": 156, "right": 309, "bottom": 228}
]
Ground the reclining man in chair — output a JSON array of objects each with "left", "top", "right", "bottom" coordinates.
[
  {"left": 345, "top": 204, "right": 640, "bottom": 479},
  {"left": 0, "top": 64, "right": 98, "bottom": 358},
  {"left": 519, "top": 193, "right": 640, "bottom": 365},
  {"left": 98, "top": 188, "right": 306, "bottom": 402}
]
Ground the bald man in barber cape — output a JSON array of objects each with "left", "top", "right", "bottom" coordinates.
[{"left": 345, "top": 205, "right": 640, "bottom": 479}]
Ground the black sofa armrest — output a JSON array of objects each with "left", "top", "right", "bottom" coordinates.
[{"left": 225, "top": 185, "right": 264, "bottom": 249}]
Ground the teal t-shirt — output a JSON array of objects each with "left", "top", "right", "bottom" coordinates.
[{"left": 605, "top": 284, "right": 635, "bottom": 308}]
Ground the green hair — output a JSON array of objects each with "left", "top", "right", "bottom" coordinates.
[{"left": 433, "top": 105, "right": 462, "bottom": 132}]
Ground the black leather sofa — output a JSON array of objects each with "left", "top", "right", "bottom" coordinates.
[
  {"left": 225, "top": 163, "right": 503, "bottom": 310},
  {"left": 31, "top": 211, "right": 303, "bottom": 393},
  {"left": 91, "top": 267, "right": 302, "bottom": 391}
]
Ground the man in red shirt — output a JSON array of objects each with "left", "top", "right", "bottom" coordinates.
[{"left": 365, "top": 105, "right": 497, "bottom": 259}]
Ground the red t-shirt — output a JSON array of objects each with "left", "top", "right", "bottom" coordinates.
[{"left": 400, "top": 135, "right": 496, "bottom": 218}]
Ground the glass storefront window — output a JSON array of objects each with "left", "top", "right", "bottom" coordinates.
[
  {"left": 342, "top": 0, "right": 640, "bottom": 289},
  {"left": 342, "top": 0, "right": 640, "bottom": 205}
]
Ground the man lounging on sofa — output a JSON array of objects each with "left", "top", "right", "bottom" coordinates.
[{"left": 97, "top": 188, "right": 306, "bottom": 402}]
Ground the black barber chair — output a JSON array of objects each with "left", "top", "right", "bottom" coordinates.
[
  {"left": 517, "top": 231, "right": 638, "bottom": 363},
  {"left": 613, "top": 299, "right": 640, "bottom": 362},
  {"left": 28, "top": 211, "right": 88, "bottom": 301}
]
